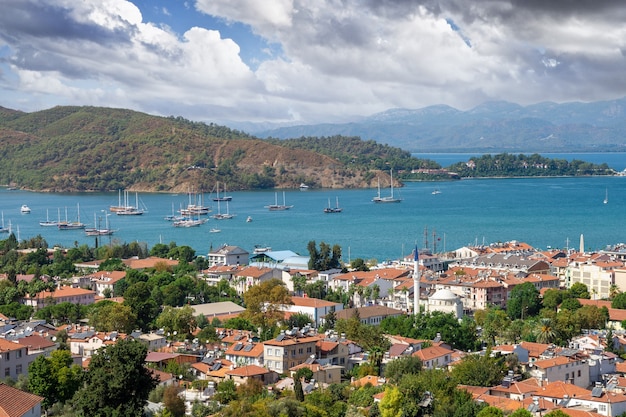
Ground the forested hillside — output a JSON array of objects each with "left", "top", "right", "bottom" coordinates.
[{"left": 0, "top": 106, "right": 420, "bottom": 192}]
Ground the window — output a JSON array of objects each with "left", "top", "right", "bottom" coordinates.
[
  {"left": 4, "top": 368, "right": 9, "bottom": 377},
  {"left": 307, "top": 347, "right": 312, "bottom": 353},
  {"left": 298, "top": 348, "right": 303, "bottom": 354},
  {"left": 17, "top": 349, "right": 22, "bottom": 359},
  {"left": 4, "top": 353, "right": 8, "bottom": 361},
  {"left": 578, "top": 370, "right": 581, "bottom": 377},
  {"left": 16, "top": 364, "right": 22, "bottom": 374}
]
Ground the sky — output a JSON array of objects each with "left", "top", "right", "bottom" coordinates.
[{"left": 1, "top": 0, "right": 626, "bottom": 126}]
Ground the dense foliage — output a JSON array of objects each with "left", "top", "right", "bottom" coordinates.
[{"left": 448, "top": 153, "right": 614, "bottom": 177}]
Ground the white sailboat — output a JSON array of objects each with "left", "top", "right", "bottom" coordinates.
[
  {"left": 212, "top": 181, "right": 232, "bottom": 202},
  {"left": 39, "top": 209, "right": 58, "bottom": 227},
  {"left": 212, "top": 199, "right": 235, "bottom": 219},
  {"left": 324, "top": 197, "right": 343, "bottom": 213},
  {"left": 266, "top": 191, "right": 293, "bottom": 211},
  {"left": 372, "top": 169, "right": 402, "bottom": 203},
  {"left": 58, "top": 204, "right": 86, "bottom": 230},
  {"left": 116, "top": 191, "right": 145, "bottom": 215},
  {"left": 0, "top": 212, "right": 9, "bottom": 233}
]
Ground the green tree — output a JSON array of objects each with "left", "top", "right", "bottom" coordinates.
[
  {"left": 536, "top": 318, "right": 558, "bottom": 344},
  {"left": 156, "top": 305, "right": 198, "bottom": 339},
  {"left": 507, "top": 282, "right": 540, "bottom": 320},
  {"left": 509, "top": 409, "right": 533, "bottom": 417},
  {"left": 242, "top": 278, "right": 291, "bottom": 340},
  {"left": 294, "top": 378, "right": 305, "bottom": 402},
  {"left": 560, "top": 298, "right": 582, "bottom": 311},
  {"left": 476, "top": 406, "right": 504, "bottom": 417},
  {"left": 542, "top": 289, "right": 564, "bottom": 311},
  {"left": 384, "top": 356, "right": 422, "bottom": 384},
  {"left": 379, "top": 386, "right": 402, "bottom": 417},
  {"left": 28, "top": 349, "right": 82, "bottom": 410},
  {"left": 451, "top": 352, "right": 506, "bottom": 387},
  {"left": 569, "top": 282, "right": 590, "bottom": 299},
  {"left": 544, "top": 410, "right": 570, "bottom": 417},
  {"left": 612, "top": 292, "right": 626, "bottom": 309},
  {"left": 163, "top": 385, "right": 186, "bottom": 417},
  {"left": 72, "top": 339, "right": 158, "bottom": 417},
  {"left": 88, "top": 301, "right": 136, "bottom": 333}
]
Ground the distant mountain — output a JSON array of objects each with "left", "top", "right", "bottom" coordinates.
[{"left": 250, "top": 98, "right": 626, "bottom": 152}]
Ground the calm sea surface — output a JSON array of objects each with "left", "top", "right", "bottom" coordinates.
[{"left": 2, "top": 153, "right": 626, "bottom": 262}]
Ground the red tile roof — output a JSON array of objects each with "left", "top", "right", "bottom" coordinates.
[{"left": 0, "top": 383, "right": 43, "bottom": 417}]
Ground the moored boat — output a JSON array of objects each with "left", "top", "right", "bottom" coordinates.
[{"left": 20, "top": 204, "right": 31, "bottom": 214}]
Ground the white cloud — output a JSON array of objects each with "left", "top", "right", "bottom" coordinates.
[{"left": 1, "top": 0, "right": 626, "bottom": 124}]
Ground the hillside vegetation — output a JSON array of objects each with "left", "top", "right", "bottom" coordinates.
[{"left": 0, "top": 106, "right": 420, "bottom": 192}]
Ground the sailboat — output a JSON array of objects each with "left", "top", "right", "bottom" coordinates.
[
  {"left": 0, "top": 212, "right": 9, "bottom": 233},
  {"left": 324, "top": 197, "right": 343, "bottom": 213},
  {"left": 212, "top": 199, "right": 235, "bottom": 219},
  {"left": 39, "top": 209, "right": 59, "bottom": 227},
  {"left": 180, "top": 189, "right": 210, "bottom": 216},
  {"left": 372, "top": 169, "right": 402, "bottom": 203},
  {"left": 604, "top": 188, "right": 608, "bottom": 204},
  {"left": 86, "top": 213, "right": 116, "bottom": 236},
  {"left": 212, "top": 181, "right": 232, "bottom": 202},
  {"left": 116, "top": 191, "right": 145, "bottom": 215},
  {"left": 58, "top": 204, "right": 86, "bottom": 230},
  {"left": 266, "top": 191, "right": 293, "bottom": 211}
]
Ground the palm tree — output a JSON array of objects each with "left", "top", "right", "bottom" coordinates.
[
  {"left": 536, "top": 318, "right": 558, "bottom": 344},
  {"left": 610, "top": 284, "right": 621, "bottom": 300}
]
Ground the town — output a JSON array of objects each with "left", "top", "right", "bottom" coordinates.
[{"left": 2, "top": 234, "right": 626, "bottom": 417}]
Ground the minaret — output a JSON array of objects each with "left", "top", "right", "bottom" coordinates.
[
  {"left": 413, "top": 245, "right": 420, "bottom": 315},
  {"left": 579, "top": 234, "right": 584, "bottom": 254}
]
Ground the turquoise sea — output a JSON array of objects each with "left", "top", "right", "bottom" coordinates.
[{"left": 2, "top": 153, "right": 626, "bottom": 262}]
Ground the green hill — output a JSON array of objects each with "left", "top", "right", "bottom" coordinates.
[{"left": 0, "top": 106, "right": 399, "bottom": 192}]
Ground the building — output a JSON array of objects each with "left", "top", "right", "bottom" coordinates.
[
  {"left": 225, "top": 364, "right": 279, "bottom": 386},
  {"left": 224, "top": 341, "right": 264, "bottom": 367},
  {"left": 334, "top": 306, "right": 404, "bottom": 326},
  {"left": 412, "top": 345, "right": 454, "bottom": 370},
  {"left": 89, "top": 270, "right": 126, "bottom": 297},
  {"left": 22, "top": 285, "right": 96, "bottom": 309},
  {"left": 263, "top": 333, "right": 320, "bottom": 374},
  {"left": 207, "top": 245, "right": 249, "bottom": 266},
  {"left": 427, "top": 289, "right": 463, "bottom": 318},
  {"left": 281, "top": 296, "right": 343, "bottom": 327},
  {"left": 0, "top": 339, "right": 36, "bottom": 380},
  {"left": 0, "top": 383, "right": 43, "bottom": 417},
  {"left": 528, "top": 356, "right": 590, "bottom": 388}
]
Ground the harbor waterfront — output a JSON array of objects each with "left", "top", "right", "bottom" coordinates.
[{"left": 2, "top": 173, "right": 626, "bottom": 262}]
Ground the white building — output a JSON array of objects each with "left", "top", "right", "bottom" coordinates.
[{"left": 427, "top": 289, "right": 463, "bottom": 318}]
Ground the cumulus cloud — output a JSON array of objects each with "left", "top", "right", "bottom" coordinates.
[{"left": 1, "top": 0, "right": 626, "bottom": 124}]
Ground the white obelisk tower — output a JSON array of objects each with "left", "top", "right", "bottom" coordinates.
[
  {"left": 580, "top": 234, "right": 584, "bottom": 254},
  {"left": 413, "top": 245, "right": 420, "bottom": 315}
]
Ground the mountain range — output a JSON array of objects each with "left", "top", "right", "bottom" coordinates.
[{"left": 245, "top": 97, "right": 626, "bottom": 152}]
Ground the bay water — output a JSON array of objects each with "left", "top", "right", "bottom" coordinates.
[{"left": 2, "top": 153, "right": 626, "bottom": 262}]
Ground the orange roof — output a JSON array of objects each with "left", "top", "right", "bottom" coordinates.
[
  {"left": 226, "top": 364, "right": 271, "bottom": 377},
  {"left": 123, "top": 257, "right": 179, "bottom": 270},
  {"left": 25, "top": 285, "right": 95, "bottom": 299},
  {"left": 0, "top": 339, "right": 26, "bottom": 352},
  {"left": 412, "top": 345, "right": 453, "bottom": 361},
  {"left": 616, "top": 362, "right": 626, "bottom": 374},
  {"left": 577, "top": 298, "right": 612, "bottom": 308},
  {"left": 291, "top": 296, "right": 339, "bottom": 308},
  {"left": 263, "top": 335, "right": 320, "bottom": 347},
  {"left": 0, "top": 384, "right": 43, "bottom": 416},
  {"left": 90, "top": 270, "right": 126, "bottom": 283},
  {"left": 532, "top": 356, "right": 571, "bottom": 369},
  {"left": 351, "top": 375, "right": 383, "bottom": 387},
  {"left": 225, "top": 343, "right": 264, "bottom": 357},
  {"left": 236, "top": 266, "right": 273, "bottom": 278},
  {"left": 537, "top": 380, "right": 591, "bottom": 399},
  {"left": 519, "top": 341, "right": 550, "bottom": 358}
]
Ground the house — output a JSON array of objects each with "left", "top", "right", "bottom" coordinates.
[
  {"left": 529, "top": 356, "right": 590, "bottom": 388},
  {"left": 290, "top": 361, "right": 343, "bottom": 384},
  {"left": 412, "top": 345, "right": 454, "bottom": 370},
  {"left": 14, "top": 334, "right": 57, "bottom": 357},
  {"left": 334, "top": 306, "right": 404, "bottom": 326},
  {"left": 207, "top": 245, "right": 249, "bottom": 267},
  {"left": 225, "top": 364, "right": 279, "bottom": 386},
  {"left": 330, "top": 268, "right": 411, "bottom": 306},
  {"left": 281, "top": 296, "right": 343, "bottom": 327},
  {"left": 0, "top": 339, "right": 37, "bottom": 380},
  {"left": 21, "top": 285, "right": 96, "bottom": 309},
  {"left": 137, "top": 332, "right": 167, "bottom": 352},
  {"left": 190, "top": 302, "right": 246, "bottom": 320},
  {"left": 190, "top": 358, "right": 233, "bottom": 381},
  {"left": 263, "top": 332, "right": 320, "bottom": 374},
  {"left": 224, "top": 342, "right": 264, "bottom": 367},
  {"left": 316, "top": 337, "right": 350, "bottom": 369},
  {"left": 233, "top": 266, "right": 282, "bottom": 295},
  {"left": 89, "top": 270, "right": 126, "bottom": 297},
  {"left": 0, "top": 383, "right": 43, "bottom": 417},
  {"left": 69, "top": 330, "right": 124, "bottom": 357}
]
